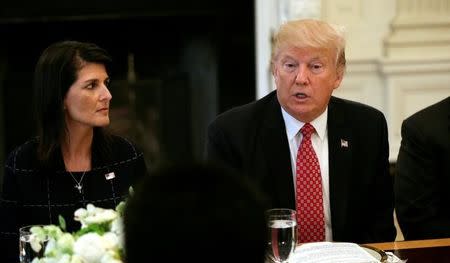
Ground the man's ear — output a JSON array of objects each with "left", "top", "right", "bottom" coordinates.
[{"left": 333, "top": 68, "right": 344, "bottom": 90}]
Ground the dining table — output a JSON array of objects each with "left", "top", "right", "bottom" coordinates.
[{"left": 365, "top": 237, "right": 450, "bottom": 262}]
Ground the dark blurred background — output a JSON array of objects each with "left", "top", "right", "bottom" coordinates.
[{"left": 0, "top": 0, "right": 256, "bottom": 186}]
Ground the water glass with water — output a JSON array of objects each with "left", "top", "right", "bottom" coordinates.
[
  {"left": 19, "top": 225, "right": 48, "bottom": 263},
  {"left": 266, "top": 208, "right": 297, "bottom": 263}
]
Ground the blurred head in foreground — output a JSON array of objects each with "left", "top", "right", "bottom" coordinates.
[{"left": 124, "top": 162, "right": 268, "bottom": 263}]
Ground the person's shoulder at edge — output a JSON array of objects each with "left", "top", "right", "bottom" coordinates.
[
  {"left": 4, "top": 135, "right": 146, "bottom": 172},
  {"left": 103, "top": 134, "right": 147, "bottom": 168},
  {"left": 4, "top": 137, "right": 39, "bottom": 172},
  {"left": 209, "top": 91, "right": 278, "bottom": 128},
  {"left": 329, "top": 96, "right": 384, "bottom": 116},
  {"left": 329, "top": 97, "right": 389, "bottom": 154},
  {"left": 403, "top": 96, "right": 449, "bottom": 126}
]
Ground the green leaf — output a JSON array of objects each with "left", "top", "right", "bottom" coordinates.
[
  {"left": 74, "top": 222, "right": 111, "bottom": 237},
  {"left": 58, "top": 215, "right": 67, "bottom": 231}
]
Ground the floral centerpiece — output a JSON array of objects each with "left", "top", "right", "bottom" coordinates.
[{"left": 27, "top": 201, "right": 126, "bottom": 263}]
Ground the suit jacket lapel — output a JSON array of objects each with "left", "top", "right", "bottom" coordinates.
[
  {"left": 327, "top": 97, "right": 353, "bottom": 237},
  {"left": 258, "top": 94, "right": 295, "bottom": 209}
]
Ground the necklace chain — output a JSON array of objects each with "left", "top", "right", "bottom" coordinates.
[{"left": 68, "top": 171, "right": 87, "bottom": 193}]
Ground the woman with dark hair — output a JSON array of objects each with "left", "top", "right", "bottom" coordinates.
[{"left": 0, "top": 41, "right": 148, "bottom": 263}]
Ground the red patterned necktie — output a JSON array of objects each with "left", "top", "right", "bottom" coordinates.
[{"left": 296, "top": 123, "right": 325, "bottom": 243}]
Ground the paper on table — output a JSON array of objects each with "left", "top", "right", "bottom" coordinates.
[{"left": 291, "top": 242, "right": 380, "bottom": 263}]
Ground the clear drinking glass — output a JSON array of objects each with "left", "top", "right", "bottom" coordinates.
[
  {"left": 19, "top": 225, "right": 48, "bottom": 263},
  {"left": 265, "top": 208, "right": 297, "bottom": 263}
]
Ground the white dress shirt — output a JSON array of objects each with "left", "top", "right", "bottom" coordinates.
[{"left": 281, "top": 107, "right": 333, "bottom": 241}]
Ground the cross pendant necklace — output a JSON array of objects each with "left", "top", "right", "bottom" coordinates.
[{"left": 68, "top": 171, "right": 87, "bottom": 194}]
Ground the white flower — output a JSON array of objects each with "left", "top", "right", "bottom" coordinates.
[
  {"left": 100, "top": 252, "right": 123, "bottom": 263},
  {"left": 110, "top": 217, "right": 123, "bottom": 236},
  {"left": 74, "top": 204, "right": 118, "bottom": 227},
  {"left": 70, "top": 254, "right": 85, "bottom": 263},
  {"left": 103, "top": 232, "right": 121, "bottom": 250},
  {"left": 27, "top": 202, "right": 126, "bottom": 263},
  {"left": 57, "top": 233, "right": 76, "bottom": 252},
  {"left": 73, "top": 208, "right": 88, "bottom": 220},
  {"left": 29, "top": 234, "right": 44, "bottom": 253},
  {"left": 73, "top": 233, "right": 108, "bottom": 262},
  {"left": 110, "top": 217, "right": 124, "bottom": 248}
]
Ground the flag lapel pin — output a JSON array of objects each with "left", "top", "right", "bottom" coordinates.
[
  {"left": 105, "top": 172, "right": 116, "bottom": 180},
  {"left": 340, "top": 139, "right": 349, "bottom": 148}
]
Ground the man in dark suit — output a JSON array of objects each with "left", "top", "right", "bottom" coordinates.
[
  {"left": 205, "top": 19, "right": 395, "bottom": 243},
  {"left": 395, "top": 96, "right": 450, "bottom": 240}
]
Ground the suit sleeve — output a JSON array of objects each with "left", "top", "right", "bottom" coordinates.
[
  {"left": 205, "top": 121, "right": 242, "bottom": 171},
  {"left": 395, "top": 118, "right": 450, "bottom": 239},
  {"left": 367, "top": 114, "right": 396, "bottom": 242}
]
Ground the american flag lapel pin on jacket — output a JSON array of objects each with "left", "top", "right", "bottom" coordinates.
[
  {"left": 340, "top": 139, "right": 348, "bottom": 148},
  {"left": 105, "top": 172, "right": 116, "bottom": 180}
]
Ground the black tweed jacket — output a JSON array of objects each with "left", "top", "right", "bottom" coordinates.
[{"left": 0, "top": 134, "right": 148, "bottom": 263}]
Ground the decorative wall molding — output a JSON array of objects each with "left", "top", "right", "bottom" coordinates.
[
  {"left": 381, "top": 58, "right": 450, "bottom": 74},
  {"left": 385, "top": 0, "right": 450, "bottom": 59}
]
